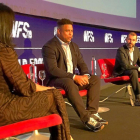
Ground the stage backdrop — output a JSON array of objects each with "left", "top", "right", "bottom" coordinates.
[{"left": 14, "top": 13, "right": 140, "bottom": 75}]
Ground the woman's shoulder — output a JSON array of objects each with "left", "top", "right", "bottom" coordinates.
[
  {"left": 0, "top": 42, "right": 17, "bottom": 59},
  {"left": 0, "top": 42, "right": 6, "bottom": 48},
  {"left": 0, "top": 42, "right": 14, "bottom": 51}
]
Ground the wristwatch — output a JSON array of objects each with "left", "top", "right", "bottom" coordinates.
[{"left": 87, "top": 75, "right": 91, "bottom": 79}]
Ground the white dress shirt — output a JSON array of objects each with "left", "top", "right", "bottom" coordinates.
[{"left": 56, "top": 35, "right": 73, "bottom": 73}]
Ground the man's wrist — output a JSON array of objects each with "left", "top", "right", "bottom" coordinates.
[
  {"left": 73, "top": 75, "right": 76, "bottom": 80},
  {"left": 87, "top": 75, "right": 91, "bottom": 79},
  {"left": 84, "top": 74, "right": 91, "bottom": 79}
]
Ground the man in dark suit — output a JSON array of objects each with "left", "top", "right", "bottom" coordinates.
[
  {"left": 113, "top": 32, "right": 140, "bottom": 106},
  {"left": 42, "top": 18, "right": 108, "bottom": 132}
]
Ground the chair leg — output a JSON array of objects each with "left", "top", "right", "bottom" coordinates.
[
  {"left": 65, "top": 101, "right": 72, "bottom": 106},
  {"left": 27, "top": 130, "right": 50, "bottom": 140},
  {"left": 127, "top": 84, "right": 135, "bottom": 106},
  {"left": 14, "top": 130, "right": 50, "bottom": 140},
  {"left": 99, "top": 86, "right": 127, "bottom": 102}
]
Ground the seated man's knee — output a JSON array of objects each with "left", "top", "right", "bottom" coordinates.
[
  {"left": 128, "top": 70, "right": 138, "bottom": 76},
  {"left": 90, "top": 75, "right": 100, "bottom": 84},
  {"left": 63, "top": 78, "right": 78, "bottom": 89}
]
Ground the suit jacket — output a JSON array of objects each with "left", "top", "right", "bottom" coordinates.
[
  {"left": 113, "top": 45, "right": 140, "bottom": 76},
  {"left": 42, "top": 36, "right": 89, "bottom": 85}
]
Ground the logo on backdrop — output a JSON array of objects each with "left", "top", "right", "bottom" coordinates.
[
  {"left": 137, "top": 36, "right": 140, "bottom": 43},
  {"left": 83, "top": 31, "right": 94, "bottom": 42},
  {"left": 121, "top": 35, "right": 127, "bottom": 43},
  {"left": 104, "top": 33, "right": 113, "bottom": 43},
  {"left": 12, "top": 21, "right": 32, "bottom": 39},
  {"left": 121, "top": 35, "right": 140, "bottom": 44},
  {"left": 18, "top": 58, "right": 43, "bottom": 65}
]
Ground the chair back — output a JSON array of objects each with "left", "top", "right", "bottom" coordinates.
[
  {"left": 98, "top": 58, "right": 115, "bottom": 79},
  {"left": 21, "top": 64, "right": 31, "bottom": 75},
  {"left": 21, "top": 64, "right": 88, "bottom": 98},
  {"left": 21, "top": 64, "right": 45, "bottom": 85}
]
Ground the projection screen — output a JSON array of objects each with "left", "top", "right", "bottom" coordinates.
[{"left": 0, "top": 0, "right": 140, "bottom": 31}]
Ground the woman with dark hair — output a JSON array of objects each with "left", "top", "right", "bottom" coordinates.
[{"left": 0, "top": 3, "right": 73, "bottom": 140}]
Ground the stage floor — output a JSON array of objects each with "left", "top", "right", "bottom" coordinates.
[{"left": 16, "top": 83, "right": 140, "bottom": 140}]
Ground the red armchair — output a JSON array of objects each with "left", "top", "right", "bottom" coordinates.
[
  {"left": 21, "top": 63, "right": 88, "bottom": 100},
  {"left": 21, "top": 63, "right": 110, "bottom": 113},
  {"left": 98, "top": 58, "right": 140, "bottom": 106},
  {"left": 0, "top": 114, "right": 62, "bottom": 139}
]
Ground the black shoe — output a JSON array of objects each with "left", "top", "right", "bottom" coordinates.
[
  {"left": 135, "top": 99, "right": 140, "bottom": 106},
  {"left": 85, "top": 117, "right": 104, "bottom": 132},
  {"left": 91, "top": 113, "right": 108, "bottom": 125}
]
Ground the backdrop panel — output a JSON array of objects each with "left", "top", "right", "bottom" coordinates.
[{"left": 13, "top": 13, "right": 140, "bottom": 75}]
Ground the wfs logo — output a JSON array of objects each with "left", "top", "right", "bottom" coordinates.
[
  {"left": 121, "top": 35, "right": 127, "bottom": 43},
  {"left": 83, "top": 31, "right": 94, "bottom": 42},
  {"left": 137, "top": 36, "right": 140, "bottom": 43},
  {"left": 104, "top": 33, "right": 113, "bottom": 43},
  {"left": 54, "top": 26, "right": 57, "bottom": 35},
  {"left": 12, "top": 21, "right": 32, "bottom": 38}
]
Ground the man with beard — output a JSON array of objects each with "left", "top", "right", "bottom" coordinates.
[{"left": 113, "top": 32, "right": 140, "bottom": 106}]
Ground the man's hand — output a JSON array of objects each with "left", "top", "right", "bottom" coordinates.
[
  {"left": 74, "top": 75, "right": 89, "bottom": 86},
  {"left": 138, "top": 67, "right": 140, "bottom": 72}
]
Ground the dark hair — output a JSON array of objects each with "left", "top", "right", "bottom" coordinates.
[
  {"left": 127, "top": 32, "right": 137, "bottom": 39},
  {"left": 0, "top": 3, "right": 15, "bottom": 47},
  {"left": 57, "top": 18, "right": 73, "bottom": 28}
]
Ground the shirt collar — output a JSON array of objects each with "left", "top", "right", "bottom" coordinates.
[{"left": 129, "top": 47, "right": 134, "bottom": 52}]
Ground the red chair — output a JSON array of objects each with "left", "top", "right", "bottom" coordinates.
[
  {"left": 0, "top": 114, "right": 62, "bottom": 139},
  {"left": 98, "top": 58, "right": 140, "bottom": 106},
  {"left": 21, "top": 64, "right": 88, "bottom": 100},
  {"left": 21, "top": 63, "right": 111, "bottom": 113}
]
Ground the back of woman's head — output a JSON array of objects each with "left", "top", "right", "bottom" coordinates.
[{"left": 0, "top": 3, "right": 15, "bottom": 47}]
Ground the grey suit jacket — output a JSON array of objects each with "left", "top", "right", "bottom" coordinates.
[
  {"left": 42, "top": 36, "right": 89, "bottom": 85},
  {"left": 113, "top": 45, "right": 140, "bottom": 76}
]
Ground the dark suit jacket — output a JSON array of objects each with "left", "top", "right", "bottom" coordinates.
[
  {"left": 113, "top": 45, "right": 140, "bottom": 76},
  {"left": 42, "top": 36, "right": 89, "bottom": 85}
]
